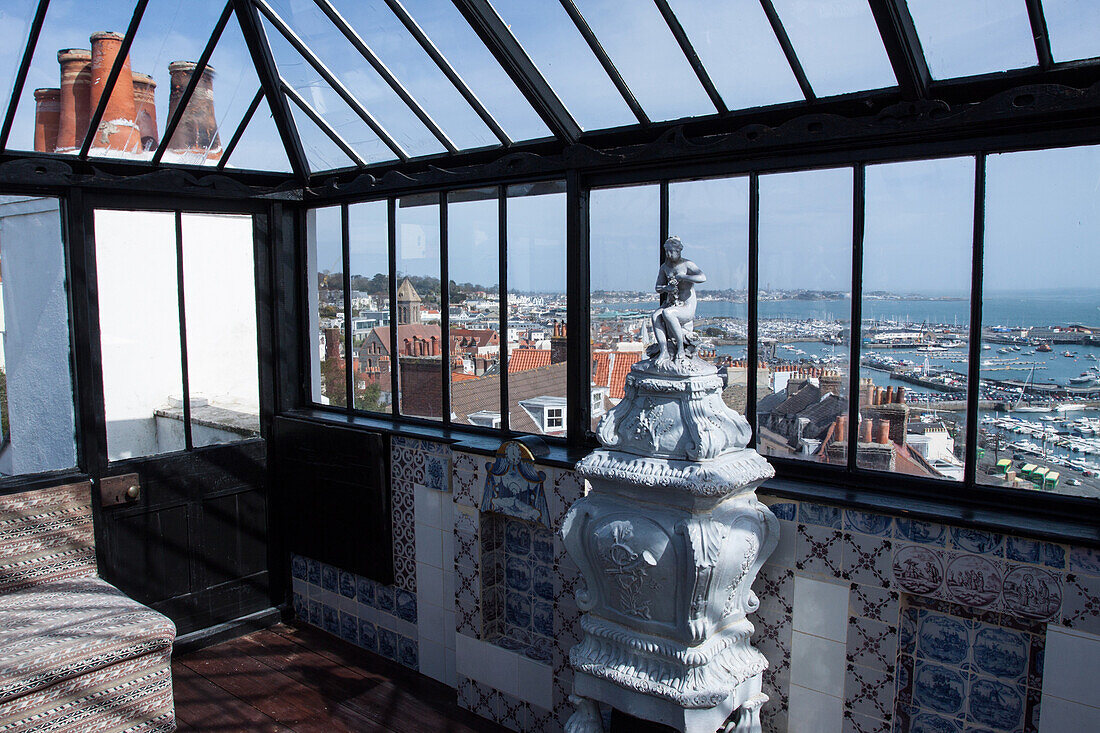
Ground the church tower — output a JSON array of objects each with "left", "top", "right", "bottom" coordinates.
[{"left": 396, "top": 277, "right": 422, "bottom": 325}]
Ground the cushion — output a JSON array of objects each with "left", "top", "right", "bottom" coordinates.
[
  {"left": 0, "top": 483, "right": 96, "bottom": 594},
  {"left": 0, "top": 576, "right": 175, "bottom": 705}
]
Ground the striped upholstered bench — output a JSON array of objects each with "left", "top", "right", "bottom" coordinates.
[{"left": 0, "top": 482, "right": 176, "bottom": 732}]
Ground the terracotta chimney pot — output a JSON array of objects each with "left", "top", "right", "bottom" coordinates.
[
  {"left": 885, "top": 386, "right": 894, "bottom": 404},
  {"left": 132, "top": 72, "right": 158, "bottom": 150},
  {"left": 33, "top": 88, "right": 60, "bottom": 152},
  {"left": 875, "top": 419, "right": 891, "bottom": 444},
  {"left": 56, "top": 49, "right": 91, "bottom": 150},
  {"left": 89, "top": 31, "right": 140, "bottom": 153},
  {"left": 166, "top": 61, "right": 221, "bottom": 161},
  {"left": 860, "top": 419, "right": 873, "bottom": 443},
  {"left": 895, "top": 386, "right": 906, "bottom": 404}
]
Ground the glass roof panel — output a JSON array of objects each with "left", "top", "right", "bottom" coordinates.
[
  {"left": 1042, "top": 0, "right": 1100, "bottom": 62},
  {"left": 770, "top": 0, "right": 896, "bottom": 97},
  {"left": 260, "top": 1, "right": 444, "bottom": 159},
  {"left": 488, "top": 0, "right": 634, "bottom": 130},
  {"left": 0, "top": 0, "right": 39, "bottom": 136},
  {"left": 378, "top": 0, "right": 549, "bottom": 143},
  {"left": 316, "top": 0, "right": 499, "bottom": 151},
  {"left": 221, "top": 94, "right": 291, "bottom": 172},
  {"left": 665, "top": 0, "right": 804, "bottom": 109},
  {"left": 8, "top": 0, "right": 234, "bottom": 158},
  {"left": 262, "top": 16, "right": 403, "bottom": 167},
  {"left": 571, "top": 0, "right": 715, "bottom": 121},
  {"left": 288, "top": 99, "right": 357, "bottom": 172},
  {"left": 906, "top": 0, "right": 1037, "bottom": 79},
  {"left": 160, "top": 6, "right": 266, "bottom": 166}
]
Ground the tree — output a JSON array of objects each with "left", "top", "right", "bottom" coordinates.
[{"left": 319, "top": 358, "right": 347, "bottom": 407}]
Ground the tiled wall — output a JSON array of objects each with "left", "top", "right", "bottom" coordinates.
[{"left": 289, "top": 435, "right": 1100, "bottom": 733}]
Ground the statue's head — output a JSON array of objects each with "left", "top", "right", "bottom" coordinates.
[{"left": 663, "top": 235, "right": 683, "bottom": 260}]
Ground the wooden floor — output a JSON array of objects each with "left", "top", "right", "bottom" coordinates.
[{"left": 172, "top": 622, "right": 508, "bottom": 732}]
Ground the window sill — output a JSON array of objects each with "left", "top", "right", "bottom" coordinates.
[{"left": 283, "top": 408, "right": 1100, "bottom": 548}]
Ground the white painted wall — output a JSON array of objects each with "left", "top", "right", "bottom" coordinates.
[{"left": 0, "top": 196, "right": 77, "bottom": 475}]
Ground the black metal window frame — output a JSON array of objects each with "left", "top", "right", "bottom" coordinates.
[{"left": 302, "top": 178, "right": 571, "bottom": 444}]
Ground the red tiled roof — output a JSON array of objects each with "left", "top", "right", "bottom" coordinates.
[
  {"left": 591, "top": 350, "right": 643, "bottom": 399},
  {"left": 509, "top": 349, "right": 552, "bottom": 373}
]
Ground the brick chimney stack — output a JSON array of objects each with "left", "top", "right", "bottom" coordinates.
[
  {"left": 550, "top": 320, "right": 568, "bottom": 364},
  {"left": 33, "top": 88, "right": 60, "bottom": 152},
  {"left": 166, "top": 62, "right": 221, "bottom": 160},
  {"left": 132, "top": 72, "right": 158, "bottom": 151},
  {"left": 56, "top": 49, "right": 91, "bottom": 150},
  {"left": 89, "top": 32, "right": 140, "bottom": 152}
]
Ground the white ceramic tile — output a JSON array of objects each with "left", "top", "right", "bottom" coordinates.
[
  {"left": 415, "top": 485, "right": 442, "bottom": 530},
  {"left": 292, "top": 577, "right": 307, "bottom": 595},
  {"left": 442, "top": 570, "right": 455, "bottom": 612},
  {"left": 415, "top": 523, "right": 444, "bottom": 567},
  {"left": 417, "top": 562, "right": 444, "bottom": 608},
  {"left": 375, "top": 610, "right": 418, "bottom": 639},
  {"left": 419, "top": 638, "right": 446, "bottom": 683},
  {"left": 443, "top": 610, "right": 456, "bottom": 649},
  {"left": 455, "top": 632, "right": 480, "bottom": 679},
  {"left": 418, "top": 598, "right": 445, "bottom": 644},
  {"left": 516, "top": 655, "right": 553, "bottom": 710},
  {"left": 1042, "top": 625, "right": 1100, "bottom": 705},
  {"left": 316, "top": 588, "right": 339, "bottom": 607},
  {"left": 1039, "top": 695, "right": 1100, "bottom": 733},
  {"left": 792, "top": 576, "right": 850, "bottom": 642},
  {"left": 444, "top": 646, "right": 457, "bottom": 688},
  {"left": 790, "top": 631, "right": 846, "bottom": 697},
  {"left": 338, "top": 595, "right": 357, "bottom": 614},
  {"left": 788, "top": 684, "right": 843, "bottom": 733},
  {"left": 455, "top": 633, "right": 519, "bottom": 695},
  {"left": 441, "top": 495, "right": 454, "bottom": 529},
  {"left": 442, "top": 532, "right": 455, "bottom": 574},
  {"left": 768, "top": 519, "right": 797, "bottom": 568}
]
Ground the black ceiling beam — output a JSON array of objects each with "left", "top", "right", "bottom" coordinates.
[
  {"left": 383, "top": 0, "right": 510, "bottom": 147},
  {"left": 557, "top": 0, "right": 649, "bottom": 125},
  {"left": 312, "top": 0, "right": 457, "bottom": 154},
  {"left": 451, "top": 0, "right": 581, "bottom": 143},
  {"left": 653, "top": 0, "right": 727, "bottom": 114},
  {"left": 282, "top": 80, "right": 367, "bottom": 167},
  {"left": 868, "top": 0, "right": 931, "bottom": 100},
  {"left": 758, "top": 0, "right": 814, "bottom": 101},
  {"left": 1025, "top": 0, "right": 1054, "bottom": 70},
  {"left": 152, "top": 1, "right": 233, "bottom": 164},
  {"left": 255, "top": 0, "right": 408, "bottom": 162},
  {"left": 0, "top": 0, "right": 50, "bottom": 152},
  {"left": 78, "top": 0, "right": 148, "bottom": 158},
  {"left": 217, "top": 86, "right": 264, "bottom": 170},
  {"left": 232, "top": 0, "right": 310, "bottom": 180}
]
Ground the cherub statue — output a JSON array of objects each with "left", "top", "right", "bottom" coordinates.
[{"left": 650, "top": 236, "right": 706, "bottom": 366}]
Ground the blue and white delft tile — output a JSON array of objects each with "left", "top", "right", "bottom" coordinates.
[
  {"left": 378, "top": 627, "right": 398, "bottom": 661},
  {"left": 847, "top": 616, "right": 898, "bottom": 671},
  {"left": 851, "top": 584, "right": 900, "bottom": 624},
  {"left": 894, "top": 653, "right": 914, "bottom": 706},
  {"left": 1027, "top": 632, "right": 1045, "bottom": 690},
  {"left": 908, "top": 710, "right": 961, "bottom": 733},
  {"left": 323, "top": 605, "right": 339, "bottom": 635},
  {"left": 505, "top": 555, "right": 532, "bottom": 593},
  {"left": 1006, "top": 536, "right": 1041, "bottom": 565},
  {"left": 1059, "top": 571, "right": 1100, "bottom": 635},
  {"left": 398, "top": 635, "right": 419, "bottom": 670},
  {"left": 1000, "top": 564, "right": 1061, "bottom": 621},
  {"left": 795, "top": 523, "right": 845, "bottom": 578},
  {"left": 505, "top": 519, "right": 531, "bottom": 556},
  {"left": 912, "top": 660, "right": 967, "bottom": 716},
  {"left": 377, "top": 584, "right": 395, "bottom": 614},
  {"left": 321, "top": 564, "right": 338, "bottom": 592},
  {"left": 358, "top": 619, "right": 377, "bottom": 653},
  {"left": 339, "top": 611, "right": 358, "bottom": 645},
  {"left": 424, "top": 454, "right": 447, "bottom": 492},
  {"left": 893, "top": 544, "right": 945, "bottom": 597},
  {"left": 967, "top": 676, "right": 1024, "bottom": 731},
  {"left": 845, "top": 510, "right": 893, "bottom": 537},
  {"left": 480, "top": 443, "right": 551, "bottom": 528},
  {"left": 1042, "top": 542, "right": 1066, "bottom": 569},
  {"left": 971, "top": 625, "right": 1028, "bottom": 680},
  {"left": 534, "top": 563, "right": 554, "bottom": 601},
  {"left": 844, "top": 531, "right": 894, "bottom": 588},
  {"left": 799, "top": 501, "right": 842, "bottom": 528},
  {"left": 339, "top": 570, "right": 356, "bottom": 599},
  {"left": 942, "top": 552, "right": 1002, "bottom": 609},
  {"left": 307, "top": 557, "right": 321, "bottom": 586},
  {"left": 292, "top": 591, "right": 305, "bottom": 619},
  {"left": 915, "top": 612, "right": 969, "bottom": 666},
  {"left": 845, "top": 663, "right": 895, "bottom": 721},
  {"left": 895, "top": 519, "right": 946, "bottom": 546},
  {"left": 356, "top": 576, "right": 376, "bottom": 607},
  {"left": 506, "top": 592, "right": 532, "bottom": 629},
  {"left": 291, "top": 554, "right": 307, "bottom": 580},
  {"left": 949, "top": 528, "right": 1004, "bottom": 557},
  {"left": 308, "top": 599, "right": 322, "bottom": 626},
  {"left": 531, "top": 527, "right": 554, "bottom": 566},
  {"left": 768, "top": 501, "right": 797, "bottom": 522},
  {"left": 898, "top": 607, "right": 918, "bottom": 653},
  {"left": 1070, "top": 546, "right": 1100, "bottom": 575},
  {"left": 533, "top": 599, "right": 554, "bottom": 637},
  {"left": 396, "top": 588, "right": 418, "bottom": 624}
]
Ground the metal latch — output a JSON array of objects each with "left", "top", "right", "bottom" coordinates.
[{"left": 99, "top": 473, "right": 141, "bottom": 507}]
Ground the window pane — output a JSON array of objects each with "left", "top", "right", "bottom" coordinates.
[
  {"left": 859, "top": 158, "right": 974, "bottom": 480},
  {"left": 349, "top": 200, "right": 391, "bottom": 414},
  {"left": 1043, "top": 0, "right": 1100, "bottom": 63},
  {"left": 181, "top": 213, "right": 260, "bottom": 447},
  {"left": 396, "top": 194, "right": 443, "bottom": 419},
  {"left": 907, "top": 0, "right": 1037, "bottom": 79},
  {"left": 307, "top": 206, "right": 346, "bottom": 406},
  {"left": 0, "top": 196, "right": 77, "bottom": 475},
  {"left": 756, "top": 168, "right": 852, "bottom": 463},
  {"left": 770, "top": 0, "right": 895, "bottom": 97},
  {"left": 572, "top": 0, "right": 716, "bottom": 121},
  {"left": 589, "top": 184, "right": 659, "bottom": 430},
  {"left": 222, "top": 97, "right": 292, "bottom": 173},
  {"left": 0, "top": 0, "right": 38, "bottom": 148},
  {"left": 669, "top": 176, "right": 750, "bottom": 414},
  {"left": 489, "top": 0, "right": 634, "bottom": 130},
  {"left": 507, "top": 182, "right": 567, "bottom": 435},
  {"left": 448, "top": 188, "right": 500, "bottom": 428},
  {"left": 666, "top": 0, "right": 804, "bottom": 109},
  {"left": 980, "top": 145, "right": 1100, "bottom": 498},
  {"left": 95, "top": 209, "right": 183, "bottom": 460}
]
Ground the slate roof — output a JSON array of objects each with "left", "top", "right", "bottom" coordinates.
[{"left": 452, "top": 362, "right": 568, "bottom": 435}]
